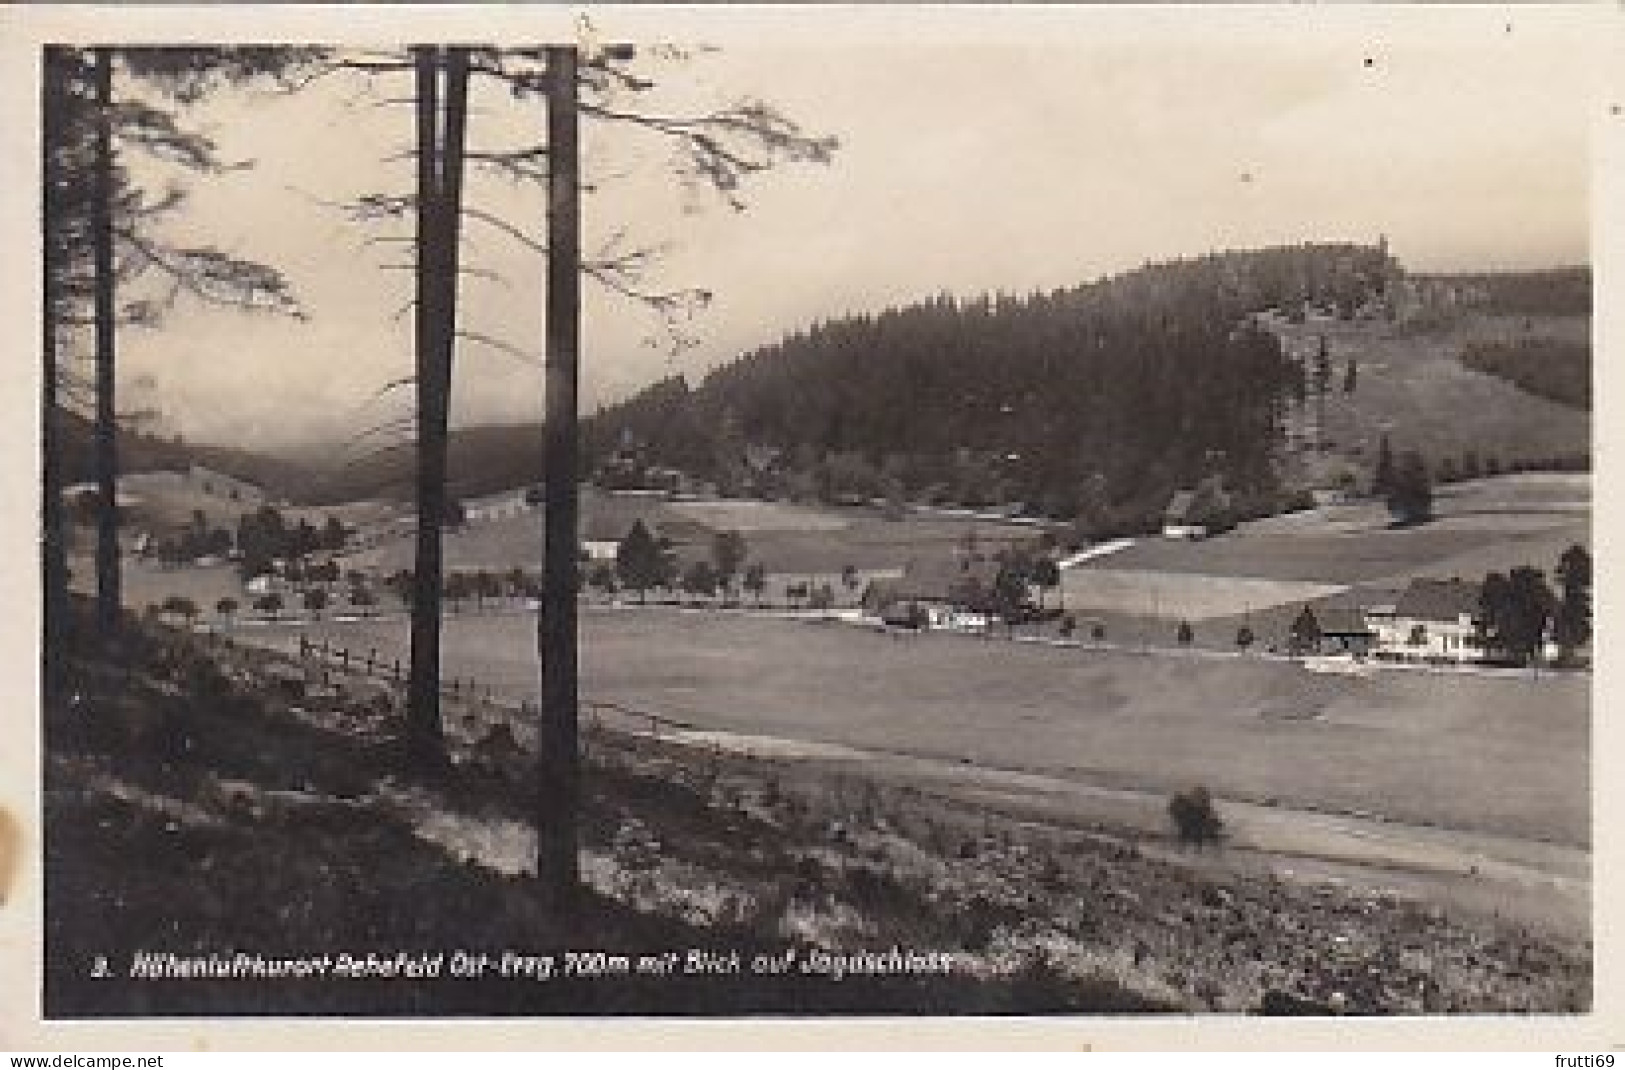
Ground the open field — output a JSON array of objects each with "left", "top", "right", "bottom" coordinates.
[
  {"left": 732, "top": 517, "right": 1034, "bottom": 574},
  {"left": 338, "top": 492, "right": 1038, "bottom": 575},
  {"left": 1062, "top": 474, "right": 1589, "bottom": 626},
  {"left": 48, "top": 604, "right": 1589, "bottom": 1014},
  {"left": 664, "top": 498, "right": 854, "bottom": 532},
  {"left": 1070, "top": 528, "right": 1534, "bottom": 585},
  {"left": 1244, "top": 474, "right": 1588, "bottom": 539},
  {"left": 115, "top": 558, "right": 244, "bottom": 611},
  {"left": 1058, "top": 569, "right": 1342, "bottom": 622},
  {"left": 110, "top": 471, "right": 399, "bottom": 537},
  {"left": 277, "top": 609, "right": 1588, "bottom": 850}
]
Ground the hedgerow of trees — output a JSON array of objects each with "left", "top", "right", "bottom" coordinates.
[{"left": 1475, "top": 544, "right": 1591, "bottom": 668}]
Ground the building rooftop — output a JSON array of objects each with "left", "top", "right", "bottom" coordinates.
[
  {"left": 865, "top": 556, "right": 1001, "bottom": 609},
  {"left": 1393, "top": 577, "right": 1481, "bottom": 623},
  {"left": 1314, "top": 597, "right": 1372, "bottom": 636}
]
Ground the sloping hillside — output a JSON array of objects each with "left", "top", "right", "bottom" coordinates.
[
  {"left": 54, "top": 408, "right": 317, "bottom": 497},
  {"left": 45, "top": 600, "right": 1590, "bottom": 1015},
  {"left": 1274, "top": 311, "right": 1589, "bottom": 490},
  {"left": 296, "top": 423, "right": 550, "bottom": 506}
]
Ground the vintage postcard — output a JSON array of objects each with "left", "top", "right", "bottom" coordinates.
[{"left": 1, "top": 2, "right": 1619, "bottom": 1051}]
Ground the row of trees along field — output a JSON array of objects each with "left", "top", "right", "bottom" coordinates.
[{"left": 583, "top": 243, "right": 1398, "bottom": 529}]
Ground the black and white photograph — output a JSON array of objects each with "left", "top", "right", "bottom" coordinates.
[{"left": 8, "top": 1, "right": 1612, "bottom": 1039}]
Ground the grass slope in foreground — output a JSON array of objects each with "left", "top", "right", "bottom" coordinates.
[{"left": 44, "top": 604, "right": 1590, "bottom": 1016}]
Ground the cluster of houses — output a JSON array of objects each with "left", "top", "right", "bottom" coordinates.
[{"left": 860, "top": 558, "right": 1551, "bottom": 666}]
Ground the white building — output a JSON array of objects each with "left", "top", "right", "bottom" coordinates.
[{"left": 1365, "top": 578, "right": 1485, "bottom": 663}]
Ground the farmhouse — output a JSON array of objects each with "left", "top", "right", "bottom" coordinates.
[
  {"left": 1365, "top": 578, "right": 1485, "bottom": 663},
  {"left": 862, "top": 557, "right": 999, "bottom": 631},
  {"left": 1312, "top": 600, "right": 1375, "bottom": 657},
  {"left": 580, "top": 516, "right": 625, "bottom": 562},
  {"left": 1162, "top": 477, "right": 1232, "bottom": 541},
  {"left": 1162, "top": 490, "right": 1205, "bottom": 540}
]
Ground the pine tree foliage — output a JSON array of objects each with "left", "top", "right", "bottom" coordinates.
[
  {"left": 1553, "top": 543, "right": 1592, "bottom": 663},
  {"left": 44, "top": 46, "right": 312, "bottom": 351}
]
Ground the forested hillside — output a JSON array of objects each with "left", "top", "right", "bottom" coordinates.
[
  {"left": 121, "top": 248, "right": 1588, "bottom": 520},
  {"left": 294, "top": 423, "right": 549, "bottom": 505},
  {"left": 586, "top": 243, "right": 1398, "bottom": 529},
  {"left": 56, "top": 409, "right": 313, "bottom": 499}
]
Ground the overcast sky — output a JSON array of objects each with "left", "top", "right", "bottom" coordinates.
[{"left": 94, "top": 8, "right": 1599, "bottom": 452}]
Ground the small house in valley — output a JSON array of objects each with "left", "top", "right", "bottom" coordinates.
[
  {"left": 1365, "top": 578, "right": 1484, "bottom": 663},
  {"left": 1162, "top": 476, "right": 1233, "bottom": 541},
  {"left": 1286, "top": 598, "right": 1378, "bottom": 658},
  {"left": 1313, "top": 599, "right": 1376, "bottom": 657},
  {"left": 1162, "top": 490, "right": 1205, "bottom": 540},
  {"left": 862, "top": 557, "right": 1000, "bottom": 631},
  {"left": 580, "top": 516, "right": 627, "bottom": 562}
]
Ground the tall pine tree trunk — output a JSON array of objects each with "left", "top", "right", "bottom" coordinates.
[
  {"left": 91, "top": 47, "right": 120, "bottom": 638},
  {"left": 405, "top": 46, "right": 471, "bottom": 768},
  {"left": 537, "top": 43, "right": 582, "bottom": 903},
  {"left": 42, "top": 51, "right": 69, "bottom": 682},
  {"left": 42, "top": 263, "right": 65, "bottom": 674},
  {"left": 406, "top": 46, "right": 445, "bottom": 764}
]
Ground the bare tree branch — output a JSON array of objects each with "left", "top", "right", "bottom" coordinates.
[
  {"left": 341, "top": 412, "right": 418, "bottom": 454},
  {"left": 456, "top": 329, "right": 540, "bottom": 366},
  {"left": 364, "top": 376, "right": 417, "bottom": 405},
  {"left": 460, "top": 203, "right": 547, "bottom": 256}
]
